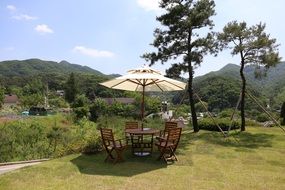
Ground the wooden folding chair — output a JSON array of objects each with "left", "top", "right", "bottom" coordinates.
[
  {"left": 100, "top": 128, "right": 127, "bottom": 163},
  {"left": 156, "top": 121, "right": 178, "bottom": 141},
  {"left": 155, "top": 127, "right": 182, "bottom": 163},
  {"left": 125, "top": 121, "right": 139, "bottom": 145}
]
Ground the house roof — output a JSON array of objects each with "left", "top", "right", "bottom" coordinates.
[{"left": 4, "top": 94, "right": 19, "bottom": 104}]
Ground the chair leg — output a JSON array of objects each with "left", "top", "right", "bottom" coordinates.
[
  {"left": 114, "top": 149, "right": 125, "bottom": 164},
  {"left": 105, "top": 148, "right": 115, "bottom": 162},
  {"left": 157, "top": 147, "right": 165, "bottom": 161},
  {"left": 170, "top": 147, "right": 178, "bottom": 161},
  {"left": 163, "top": 155, "right": 168, "bottom": 163}
]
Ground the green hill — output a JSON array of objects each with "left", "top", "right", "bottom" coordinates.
[
  {"left": 0, "top": 59, "right": 105, "bottom": 77},
  {"left": 192, "top": 61, "right": 285, "bottom": 110},
  {"left": 195, "top": 62, "right": 285, "bottom": 95}
]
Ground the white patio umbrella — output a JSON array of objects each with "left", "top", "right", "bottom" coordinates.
[{"left": 100, "top": 65, "right": 186, "bottom": 125}]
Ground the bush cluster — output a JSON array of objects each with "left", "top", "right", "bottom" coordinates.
[
  {"left": 198, "top": 117, "right": 240, "bottom": 131},
  {"left": 0, "top": 115, "right": 101, "bottom": 162}
]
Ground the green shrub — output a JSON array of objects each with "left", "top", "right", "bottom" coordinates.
[
  {"left": 73, "top": 107, "right": 89, "bottom": 119},
  {"left": 72, "top": 95, "right": 89, "bottom": 108},
  {"left": 89, "top": 98, "right": 108, "bottom": 122},
  {"left": 198, "top": 117, "right": 240, "bottom": 131},
  {"left": 245, "top": 119, "right": 262, "bottom": 126},
  {"left": 218, "top": 109, "right": 237, "bottom": 118},
  {"left": 256, "top": 113, "right": 269, "bottom": 122},
  {"left": 96, "top": 115, "right": 126, "bottom": 137},
  {"left": 0, "top": 114, "right": 102, "bottom": 162}
]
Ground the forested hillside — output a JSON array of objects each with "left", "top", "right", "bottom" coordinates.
[
  {"left": 193, "top": 62, "right": 285, "bottom": 110},
  {"left": 0, "top": 59, "right": 104, "bottom": 77},
  {"left": 0, "top": 58, "right": 284, "bottom": 111},
  {"left": 0, "top": 59, "right": 123, "bottom": 103}
]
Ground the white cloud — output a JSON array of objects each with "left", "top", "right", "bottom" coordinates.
[
  {"left": 34, "top": 24, "right": 54, "bottom": 34},
  {"left": 12, "top": 14, "right": 37, "bottom": 21},
  {"left": 7, "top": 4, "right": 38, "bottom": 21},
  {"left": 137, "top": 0, "right": 161, "bottom": 12},
  {"left": 73, "top": 46, "right": 115, "bottom": 58},
  {"left": 6, "top": 5, "right": 16, "bottom": 12}
]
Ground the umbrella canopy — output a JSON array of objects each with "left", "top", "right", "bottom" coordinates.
[{"left": 100, "top": 66, "right": 186, "bottom": 123}]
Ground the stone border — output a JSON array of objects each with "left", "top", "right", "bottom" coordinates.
[{"left": 0, "top": 159, "right": 49, "bottom": 166}]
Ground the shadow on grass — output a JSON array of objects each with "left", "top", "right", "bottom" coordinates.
[{"left": 71, "top": 150, "right": 167, "bottom": 177}]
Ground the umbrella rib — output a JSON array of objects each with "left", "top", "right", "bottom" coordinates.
[
  {"left": 109, "top": 79, "right": 129, "bottom": 88},
  {"left": 151, "top": 79, "right": 164, "bottom": 92},
  {"left": 135, "top": 79, "right": 144, "bottom": 86},
  {"left": 156, "top": 80, "right": 185, "bottom": 90}
]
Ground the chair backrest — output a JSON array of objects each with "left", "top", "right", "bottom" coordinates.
[
  {"left": 100, "top": 128, "right": 115, "bottom": 147},
  {"left": 165, "top": 121, "right": 178, "bottom": 132},
  {"left": 125, "top": 121, "right": 139, "bottom": 130},
  {"left": 166, "top": 127, "right": 182, "bottom": 146}
]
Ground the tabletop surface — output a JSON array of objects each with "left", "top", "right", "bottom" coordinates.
[{"left": 125, "top": 128, "right": 160, "bottom": 134}]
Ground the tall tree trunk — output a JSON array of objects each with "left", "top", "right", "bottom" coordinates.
[
  {"left": 240, "top": 53, "right": 246, "bottom": 131},
  {"left": 188, "top": 66, "right": 199, "bottom": 132},
  {"left": 187, "top": 29, "right": 199, "bottom": 132}
]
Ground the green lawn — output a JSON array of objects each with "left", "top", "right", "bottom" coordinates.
[{"left": 0, "top": 126, "right": 284, "bottom": 190}]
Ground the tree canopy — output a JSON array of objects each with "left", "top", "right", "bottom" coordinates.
[
  {"left": 218, "top": 21, "right": 281, "bottom": 131},
  {"left": 143, "top": 0, "right": 217, "bottom": 132}
]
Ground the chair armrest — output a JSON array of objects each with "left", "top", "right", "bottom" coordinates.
[
  {"left": 159, "top": 130, "right": 166, "bottom": 137},
  {"left": 114, "top": 139, "right": 126, "bottom": 146}
]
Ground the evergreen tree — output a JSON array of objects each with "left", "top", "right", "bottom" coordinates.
[
  {"left": 64, "top": 73, "right": 78, "bottom": 104},
  {"left": 218, "top": 21, "right": 280, "bottom": 131},
  {"left": 21, "top": 78, "right": 46, "bottom": 107},
  {"left": 143, "top": 0, "right": 217, "bottom": 132}
]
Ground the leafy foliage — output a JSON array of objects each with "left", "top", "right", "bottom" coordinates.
[
  {"left": 89, "top": 98, "right": 108, "bottom": 122},
  {"left": 194, "top": 76, "right": 240, "bottom": 111},
  {"left": 19, "top": 78, "right": 46, "bottom": 108},
  {"left": 0, "top": 115, "right": 101, "bottom": 162},
  {"left": 198, "top": 117, "right": 240, "bottom": 131},
  {"left": 65, "top": 73, "right": 78, "bottom": 104}
]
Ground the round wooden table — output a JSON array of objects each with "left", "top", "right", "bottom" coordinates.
[{"left": 125, "top": 128, "right": 160, "bottom": 156}]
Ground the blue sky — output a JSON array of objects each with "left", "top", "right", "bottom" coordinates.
[{"left": 0, "top": 0, "right": 284, "bottom": 76}]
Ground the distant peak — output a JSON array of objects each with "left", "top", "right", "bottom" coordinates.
[
  {"left": 59, "top": 60, "right": 70, "bottom": 64},
  {"left": 221, "top": 63, "right": 240, "bottom": 69}
]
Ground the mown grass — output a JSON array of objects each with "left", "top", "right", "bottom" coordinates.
[{"left": 0, "top": 126, "right": 284, "bottom": 190}]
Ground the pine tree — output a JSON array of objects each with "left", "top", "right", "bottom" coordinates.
[
  {"left": 143, "top": 0, "right": 217, "bottom": 132},
  {"left": 218, "top": 21, "right": 280, "bottom": 131},
  {"left": 64, "top": 73, "right": 78, "bottom": 104}
]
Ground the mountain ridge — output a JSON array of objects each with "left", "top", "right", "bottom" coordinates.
[
  {"left": 194, "top": 61, "right": 285, "bottom": 97},
  {"left": 0, "top": 59, "right": 106, "bottom": 77}
]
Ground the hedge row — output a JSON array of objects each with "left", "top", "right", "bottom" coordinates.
[{"left": 198, "top": 117, "right": 240, "bottom": 131}]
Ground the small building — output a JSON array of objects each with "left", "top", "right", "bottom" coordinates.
[
  {"left": 102, "top": 98, "right": 135, "bottom": 105},
  {"left": 3, "top": 94, "right": 19, "bottom": 107}
]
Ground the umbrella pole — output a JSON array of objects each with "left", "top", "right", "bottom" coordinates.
[{"left": 141, "top": 85, "right": 145, "bottom": 130}]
